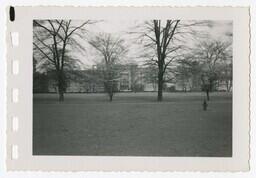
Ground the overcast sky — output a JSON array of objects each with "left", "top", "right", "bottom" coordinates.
[{"left": 62, "top": 20, "right": 233, "bottom": 69}]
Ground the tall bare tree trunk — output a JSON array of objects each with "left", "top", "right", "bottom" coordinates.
[
  {"left": 157, "top": 70, "right": 164, "bottom": 101},
  {"left": 206, "top": 88, "right": 210, "bottom": 101},
  {"left": 57, "top": 71, "right": 65, "bottom": 102},
  {"left": 109, "top": 81, "right": 113, "bottom": 101},
  {"left": 109, "top": 93, "right": 113, "bottom": 101},
  {"left": 58, "top": 87, "right": 64, "bottom": 102}
]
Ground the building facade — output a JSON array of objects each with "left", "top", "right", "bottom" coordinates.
[{"left": 33, "top": 63, "right": 231, "bottom": 93}]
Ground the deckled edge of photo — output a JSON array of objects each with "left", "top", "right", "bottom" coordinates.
[{"left": 5, "top": 6, "right": 250, "bottom": 172}]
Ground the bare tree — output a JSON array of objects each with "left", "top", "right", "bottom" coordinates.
[
  {"left": 88, "top": 33, "right": 128, "bottom": 101},
  {"left": 33, "top": 20, "right": 92, "bottom": 101},
  {"left": 147, "top": 20, "right": 180, "bottom": 101},
  {"left": 195, "top": 40, "right": 232, "bottom": 100},
  {"left": 134, "top": 20, "right": 206, "bottom": 101}
]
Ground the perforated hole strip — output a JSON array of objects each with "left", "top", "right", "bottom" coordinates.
[{"left": 7, "top": 6, "right": 21, "bottom": 166}]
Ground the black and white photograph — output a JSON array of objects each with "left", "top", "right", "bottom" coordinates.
[
  {"left": 32, "top": 19, "right": 233, "bottom": 157},
  {"left": 4, "top": 5, "right": 251, "bottom": 171}
]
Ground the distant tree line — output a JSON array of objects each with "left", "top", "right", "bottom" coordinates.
[{"left": 33, "top": 19, "right": 232, "bottom": 102}]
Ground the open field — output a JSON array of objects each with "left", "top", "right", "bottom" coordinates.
[{"left": 33, "top": 92, "right": 232, "bottom": 156}]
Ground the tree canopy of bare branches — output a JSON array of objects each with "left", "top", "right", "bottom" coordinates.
[
  {"left": 133, "top": 20, "right": 213, "bottom": 101},
  {"left": 195, "top": 40, "right": 232, "bottom": 100},
  {"left": 88, "top": 33, "right": 128, "bottom": 101},
  {"left": 135, "top": 20, "right": 182, "bottom": 101},
  {"left": 33, "top": 20, "right": 93, "bottom": 101}
]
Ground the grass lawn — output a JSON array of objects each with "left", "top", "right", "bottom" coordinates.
[{"left": 33, "top": 92, "right": 232, "bottom": 156}]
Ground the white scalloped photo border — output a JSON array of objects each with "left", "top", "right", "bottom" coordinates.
[{"left": 6, "top": 6, "right": 250, "bottom": 171}]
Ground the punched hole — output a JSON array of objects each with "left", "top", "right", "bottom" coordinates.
[
  {"left": 12, "top": 116, "right": 18, "bottom": 131},
  {"left": 11, "top": 32, "right": 19, "bottom": 46},
  {"left": 12, "top": 145, "right": 18, "bottom": 160},
  {"left": 12, "top": 88, "right": 19, "bottom": 103},
  {"left": 12, "top": 60, "right": 19, "bottom": 75}
]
